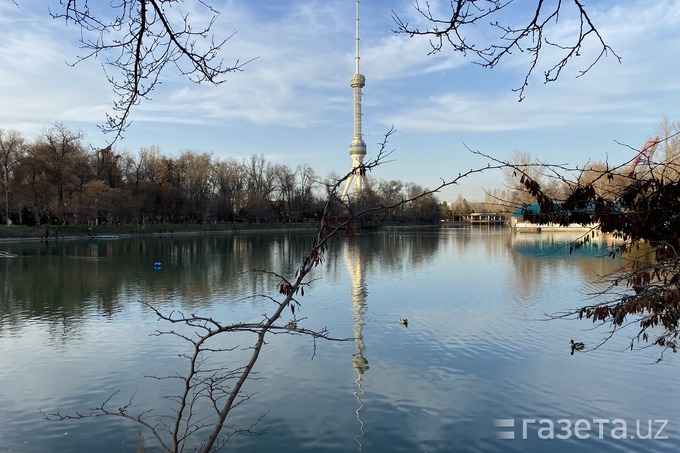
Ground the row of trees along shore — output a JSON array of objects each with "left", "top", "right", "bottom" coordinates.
[
  {"left": 0, "top": 124, "right": 442, "bottom": 228},
  {"left": 4, "top": 119, "right": 678, "bottom": 230},
  {"left": 442, "top": 117, "right": 680, "bottom": 221}
]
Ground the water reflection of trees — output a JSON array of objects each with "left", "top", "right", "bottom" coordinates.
[
  {"left": 360, "top": 228, "right": 441, "bottom": 270},
  {"left": 0, "top": 233, "right": 321, "bottom": 331},
  {"left": 507, "top": 233, "right": 625, "bottom": 308},
  {"left": 438, "top": 225, "right": 512, "bottom": 262},
  {"left": 0, "top": 229, "right": 448, "bottom": 338}
]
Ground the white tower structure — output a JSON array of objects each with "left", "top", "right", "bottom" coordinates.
[{"left": 342, "top": 0, "right": 368, "bottom": 199}]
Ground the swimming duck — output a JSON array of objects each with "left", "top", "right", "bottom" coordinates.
[
  {"left": 399, "top": 318, "right": 408, "bottom": 327},
  {"left": 570, "top": 339, "right": 585, "bottom": 351}
]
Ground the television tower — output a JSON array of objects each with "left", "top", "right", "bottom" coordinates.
[{"left": 342, "top": 0, "right": 368, "bottom": 199}]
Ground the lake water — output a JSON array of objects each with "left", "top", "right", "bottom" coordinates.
[{"left": 0, "top": 227, "right": 678, "bottom": 452}]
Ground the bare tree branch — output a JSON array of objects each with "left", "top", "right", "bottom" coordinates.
[
  {"left": 50, "top": 0, "right": 255, "bottom": 141},
  {"left": 392, "top": 0, "right": 620, "bottom": 100}
]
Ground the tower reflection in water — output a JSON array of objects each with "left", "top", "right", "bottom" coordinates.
[{"left": 344, "top": 240, "right": 368, "bottom": 451}]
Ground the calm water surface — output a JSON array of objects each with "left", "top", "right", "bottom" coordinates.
[{"left": 0, "top": 227, "right": 678, "bottom": 452}]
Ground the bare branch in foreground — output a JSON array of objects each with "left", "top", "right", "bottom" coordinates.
[
  {"left": 50, "top": 0, "right": 255, "bottom": 141},
  {"left": 392, "top": 0, "right": 620, "bottom": 100}
]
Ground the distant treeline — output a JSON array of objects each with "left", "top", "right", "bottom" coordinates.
[{"left": 0, "top": 124, "right": 442, "bottom": 227}]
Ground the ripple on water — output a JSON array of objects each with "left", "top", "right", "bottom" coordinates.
[{"left": 3, "top": 232, "right": 680, "bottom": 453}]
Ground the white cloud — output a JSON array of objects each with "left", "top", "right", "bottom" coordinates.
[
  {"left": 0, "top": 5, "right": 110, "bottom": 130},
  {"left": 372, "top": 0, "right": 680, "bottom": 137},
  {"left": 1, "top": 0, "right": 679, "bottom": 198}
]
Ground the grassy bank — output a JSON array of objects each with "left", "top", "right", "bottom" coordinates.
[
  {"left": 0, "top": 221, "right": 445, "bottom": 242},
  {"left": 0, "top": 222, "right": 317, "bottom": 242}
]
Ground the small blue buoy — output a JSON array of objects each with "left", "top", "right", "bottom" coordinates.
[{"left": 154, "top": 261, "right": 162, "bottom": 269}]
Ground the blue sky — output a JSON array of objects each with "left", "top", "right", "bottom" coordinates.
[{"left": 1, "top": 0, "right": 679, "bottom": 201}]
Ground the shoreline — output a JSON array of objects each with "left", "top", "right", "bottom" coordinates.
[
  {"left": 0, "top": 222, "right": 446, "bottom": 244},
  {"left": 0, "top": 223, "right": 319, "bottom": 244}
]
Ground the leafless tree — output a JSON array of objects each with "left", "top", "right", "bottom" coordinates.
[
  {"left": 31, "top": 123, "right": 87, "bottom": 225},
  {"left": 392, "top": 0, "right": 619, "bottom": 100},
  {"left": 50, "top": 0, "right": 252, "bottom": 140},
  {"left": 0, "top": 129, "right": 28, "bottom": 224}
]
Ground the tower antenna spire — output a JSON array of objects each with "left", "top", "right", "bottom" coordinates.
[{"left": 342, "top": 0, "right": 368, "bottom": 199}]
